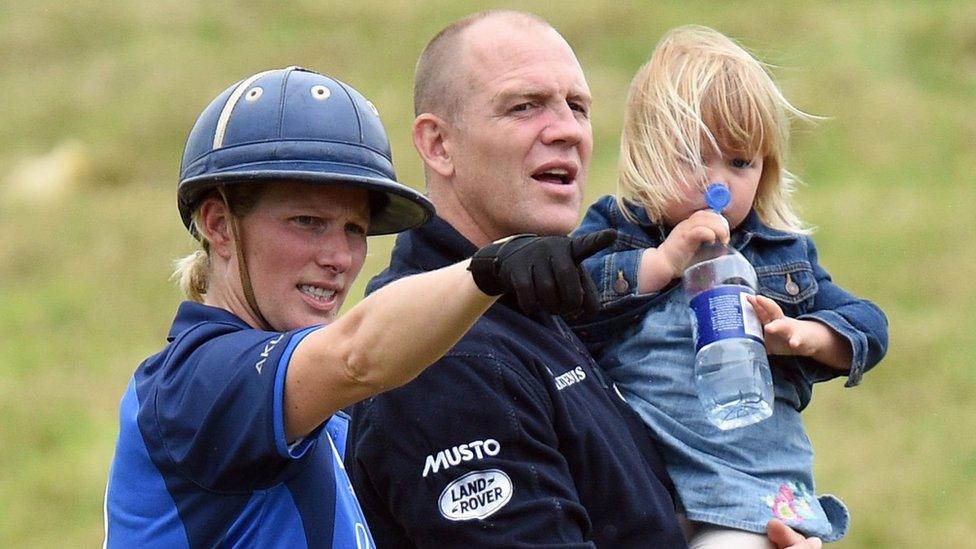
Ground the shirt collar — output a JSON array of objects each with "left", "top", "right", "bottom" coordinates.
[
  {"left": 370, "top": 215, "right": 544, "bottom": 315},
  {"left": 167, "top": 301, "right": 250, "bottom": 342},
  {"left": 365, "top": 215, "right": 477, "bottom": 296},
  {"left": 390, "top": 215, "right": 478, "bottom": 271}
]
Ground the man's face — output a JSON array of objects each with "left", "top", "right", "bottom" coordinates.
[
  {"left": 444, "top": 21, "right": 592, "bottom": 243},
  {"left": 238, "top": 182, "right": 369, "bottom": 331}
]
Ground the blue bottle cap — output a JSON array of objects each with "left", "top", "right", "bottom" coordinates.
[{"left": 705, "top": 183, "right": 732, "bottom": 213}]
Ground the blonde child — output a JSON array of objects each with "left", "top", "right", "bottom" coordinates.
[{"left": 570, "top": 26, "right": 888, "bottom": 546}]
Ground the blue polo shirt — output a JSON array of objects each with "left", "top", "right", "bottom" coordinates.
[
  {"left": 104, "top": 302, "right": 373, "bottom": 548},
  {"left": 346, "top": 217, "right": 686, "bottom": 548}
]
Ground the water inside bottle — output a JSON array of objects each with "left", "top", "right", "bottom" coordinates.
[{"left": 694, "top": 340, "right": 773, "bottom": 430}]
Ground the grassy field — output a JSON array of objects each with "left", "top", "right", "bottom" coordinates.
[{"left": 1, "top": 1, "right": 973, "bottom": 546}]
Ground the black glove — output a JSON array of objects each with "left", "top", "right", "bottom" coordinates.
[{"left": 468, "top": 229, "right": 617, "bottom": 316}]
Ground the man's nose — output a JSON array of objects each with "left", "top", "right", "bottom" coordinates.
[{"left": 541, "top": 103, "right": 586, "bottom": 147}]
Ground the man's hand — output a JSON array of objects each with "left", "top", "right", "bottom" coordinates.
[
  {"left": 468, "top": 229, "right": 616, "bottom": 316},
  {"left": 767, "top": 519, "right": 822, "bottom": 548}
]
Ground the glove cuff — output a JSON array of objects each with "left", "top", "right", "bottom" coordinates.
[{"left": 467, "top": 234, "right": 536, "bottom": 296}]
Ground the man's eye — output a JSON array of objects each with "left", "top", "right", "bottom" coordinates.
[
  {"left": 730, "top": 158, "right": 753, "bottom": 169},
  {"left": 293, "top": 216, "right": 320, "bottom": 227},
  {"left": 510, "top": 102, "right": 533, "bottom": 113},
  {"left": 569, "top": 102, "right": 589, "bottom": 117}
]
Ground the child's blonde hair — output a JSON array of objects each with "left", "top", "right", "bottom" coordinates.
[{"left": 618, "top": 25, "right": 814, "bottom": 232}]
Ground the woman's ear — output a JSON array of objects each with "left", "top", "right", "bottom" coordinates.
[
  {"left": 198, "top": 197, "right": 234, "bottom": 260},
  {"left": 412, "top": 113, "right": 455, "bottom": 178}
]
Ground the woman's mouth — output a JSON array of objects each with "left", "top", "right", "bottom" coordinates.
[{"left": 298, "top": 284, "right": 337, "bottom": 302}]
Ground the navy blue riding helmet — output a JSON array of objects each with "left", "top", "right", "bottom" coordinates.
[{"left": 177, "top": 66, "right": 433, "bottom": 235}]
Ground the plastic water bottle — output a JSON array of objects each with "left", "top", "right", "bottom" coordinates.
[{"left": 682, "top": 183, "right": 773, "bottom": 430}]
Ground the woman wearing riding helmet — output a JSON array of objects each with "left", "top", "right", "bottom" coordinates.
[{"left": 103, "top": 67, "right": 614, "bottom": 548}]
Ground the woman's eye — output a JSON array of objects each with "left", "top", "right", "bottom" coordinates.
[{"left": 346, "top": 223, "right": 367, "bottom": 237}]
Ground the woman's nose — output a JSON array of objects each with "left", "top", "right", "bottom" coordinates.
[{"left": 316, "top": 232, "right": 353, "bottom": 273}]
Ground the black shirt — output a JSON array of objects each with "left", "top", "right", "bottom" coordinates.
[{"left": 347, "top": 217, "right": 686, "bottom": 548}]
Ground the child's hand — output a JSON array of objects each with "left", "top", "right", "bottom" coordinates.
[
  {"left": 747, "top": 295, "right": 853, "bottom": 370},
  {"left": 747, "top": 295, "right": 810, "bottom": 356},
  {"left": 639, "top": 210, "right": 729, "bottom": 294},
  {"left": 657, "top": 210, "right": 730, "bottom": 279}
]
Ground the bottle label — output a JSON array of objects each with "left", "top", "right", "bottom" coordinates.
[{"left": 689, "top": 284, "right": 764, "bottom": 351}]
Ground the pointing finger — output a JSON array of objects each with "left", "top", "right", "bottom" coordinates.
[{"left": 570, "top": 229, "right": 617, "bottom": 261}]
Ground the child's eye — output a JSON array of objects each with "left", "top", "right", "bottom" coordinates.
[{"left": 730, "top": 158, "right": 753, "bottom": 169}]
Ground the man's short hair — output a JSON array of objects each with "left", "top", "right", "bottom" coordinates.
[{"left": 413, "top": 10, "right": 552, "bottom": 121}]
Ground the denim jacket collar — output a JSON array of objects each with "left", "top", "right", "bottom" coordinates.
[{"left": 620, "top": 199, "right": 798, "bottom": 248}]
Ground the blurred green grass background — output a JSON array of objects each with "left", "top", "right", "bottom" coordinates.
[{"left": 1, "top": 1, "right": 973, "bottom": 546}]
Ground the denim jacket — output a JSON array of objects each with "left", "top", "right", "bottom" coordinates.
[{"left": 567, "top": 195, "right": 889, "bottom": 541}]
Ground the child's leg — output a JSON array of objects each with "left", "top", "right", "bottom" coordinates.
[
  {"left": 688, "top": 527, "right": 775, "bottom": 549},
  {"left": 680, "top": 516, "right": 775, "bottom": 549}
]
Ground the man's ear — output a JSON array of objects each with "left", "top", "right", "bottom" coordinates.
[
  {"left": 412, "top": 113, "right": 455, "bottom": 178},
  {"left": 198, "top": 197, "right": 235, "bottom": 260}
]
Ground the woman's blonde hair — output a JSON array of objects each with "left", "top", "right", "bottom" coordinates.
[
  {"left": 172, "top": 184, "right": 266, "bottom": 302},
  {"left": 617, "top": 25, "right": 815, "bottom": 232}
]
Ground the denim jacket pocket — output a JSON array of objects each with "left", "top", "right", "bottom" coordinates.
[{"left": 756, "top": 261, "right": 818, "bottom": 313}]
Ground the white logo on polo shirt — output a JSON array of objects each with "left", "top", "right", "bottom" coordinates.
[
  {"left": 422, "top": 439, "right": 501, "bottom": 477},
  {"left": 354, "top": 523, "right": 371, "bottom": 549},
  {"left": 254, "top": 333, "right": 284, "bottom": 374},
  {"left": 438, "top": 469, "right": 513, "bottom": 521},
  {"left": 552, "top": 366, "right": 587, "bottom": 390}
]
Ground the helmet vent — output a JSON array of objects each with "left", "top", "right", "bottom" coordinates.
[
  {"left": 244, "top": 87, "right": 263, "bottom": 101},
  {"left": 212, "top": 68, "right": 277, "bottom": 149},
  {"left": 311, "top": 85, "right": 331, "bottom": 100}
]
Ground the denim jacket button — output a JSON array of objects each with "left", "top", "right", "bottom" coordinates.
[
  {"left": 785, "top": 273, "right": 800, "bottom": 296},
  {"left": 613, "top": 271, "right": 630, "bottom": 295}
]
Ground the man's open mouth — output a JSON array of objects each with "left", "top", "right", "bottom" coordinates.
[{"left": 531, "top": 167, "right": 573, "bottom": 185}]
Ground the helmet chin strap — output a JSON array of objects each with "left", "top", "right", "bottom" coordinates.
[{"left": 218, "top": 187, "right": 274, "bottom": 332}]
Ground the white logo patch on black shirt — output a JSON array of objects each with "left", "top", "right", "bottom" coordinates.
[
  {"left": 552, "top": 365, "right": 587, "bottom": 390},
  {"left": 422, "top": 439, "right": 501, "bottom": 477},
  {"left": 438, "top": 469, "right": 513, "bottom": 521}
]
